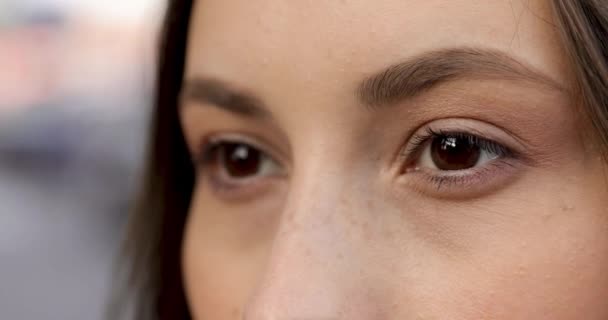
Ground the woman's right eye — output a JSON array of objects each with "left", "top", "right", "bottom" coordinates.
[{"left": 199, "top": 139, "right": 284, "bottom": 186}]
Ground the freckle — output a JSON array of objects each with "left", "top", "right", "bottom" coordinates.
[
  {"left": 516, "top": 265, "right": 527, "bottom": 277},
  {"left": 366, "top": 198, "right": 374, "bottom": 213},
  {"left": 561, "top": 205, "right": 575, "bottom": 212},
  {"left": 542, "top": 210, "right": 554, "bottom": 221},
  {"left": 488, "top": 289, "right": 496, "bottom": 298},
  {"left": 232, "top": 307, "right": 240, "bottom": 319},
  {"left": 350, "top": 215, "right": 358, "bottom": 227},
  {"left": 304, "top": 247, "right": 312, "bottom": 258}
]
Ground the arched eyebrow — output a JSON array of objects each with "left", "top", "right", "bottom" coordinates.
[
  {"left": 180, "top": 47, "right": 566, "bottom": 117},
  {"left": 358, "top": 47, "right": 566, "bottom": 108}
]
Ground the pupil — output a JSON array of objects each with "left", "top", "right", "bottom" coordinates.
[
  {"left": 222, "top": 143, "right": 261, "bottom": 177},
  {"left": 430, "top": 136, "right": 481, "bottom": 170}
]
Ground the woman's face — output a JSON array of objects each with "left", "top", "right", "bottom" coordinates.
[{"left": 179, "top": 0, "right": 608, "bottom": 319}]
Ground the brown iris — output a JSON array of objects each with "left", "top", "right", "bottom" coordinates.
[
  {"left": 219, "top": 143, "right": 262, "bottom": 178},
  {"left": 430, "top": 136, "right": 481, "bottom": 170}
]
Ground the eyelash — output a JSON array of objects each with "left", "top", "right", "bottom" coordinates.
[
  {"left": 402, "top": 128, "right": 519, "bottom": 190},
  {"left": 405, "top": 128, "right": 515, "bottom": 158},
  {"left": 196, "top": 136, "right": 264, "bottom": 164}
]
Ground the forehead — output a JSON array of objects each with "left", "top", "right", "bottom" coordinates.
[{"left": 185, "top": 0, "right": 565, "bottom": 102}]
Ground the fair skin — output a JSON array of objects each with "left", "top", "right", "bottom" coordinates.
[{"left": 179, "top": 0, "right": 608, "bottom": 319}]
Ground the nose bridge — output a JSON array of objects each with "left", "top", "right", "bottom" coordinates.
[{"left": 243, "top": 158, "right": 369, "bottom": 319}]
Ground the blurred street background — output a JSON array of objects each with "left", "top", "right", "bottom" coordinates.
[{"left": 0, "top": 0, "right": 163, "bottom": 319}]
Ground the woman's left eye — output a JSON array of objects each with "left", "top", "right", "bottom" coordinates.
[
  {"left": 417, "top": 133, "right": 507, "bottom": 171},
  {"left": 407, "top": 130, "right": 515, "bottom": 173},
  {"left": 400, "top": 128, "right": 521, "bottom": 194}
]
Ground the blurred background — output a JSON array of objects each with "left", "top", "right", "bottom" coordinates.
[{"left": 0, "top": 0, "right": 164, "bottom": 319}]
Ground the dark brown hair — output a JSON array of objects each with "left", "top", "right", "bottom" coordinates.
[
  {"left": 116, "top": 1, "right": 608, "bottom": 319},
  {"left": 553, "top": 1, "right": 608, "bottom": 154}
]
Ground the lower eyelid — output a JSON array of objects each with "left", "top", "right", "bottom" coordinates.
[
  {"left": 399, "top": 158, "right": 522, "bottom": 198},
  {"left": 204, "top": 170, "right": 284, "bottom": 202}
]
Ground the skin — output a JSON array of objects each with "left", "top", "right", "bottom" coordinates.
[{"left": 179, "top": 0, "right": 608, "bottom": 319}]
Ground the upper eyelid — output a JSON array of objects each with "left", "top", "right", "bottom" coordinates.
[
  {"left": 422, "top": 130, "right": 514, "bottom": 155},
  {"left": 400, "top": 118, "right": 530, "bottom": 154},
  {"left": 196, "top": 133, "right": 289, "bottom": 169},
  {"left": 407, "top": 131, "right": 512, "bottom": 153}
]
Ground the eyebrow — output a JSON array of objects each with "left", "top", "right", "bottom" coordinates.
[
  {"left": 358, "top": 47, "right": 565, "bottom": 108},
  {"left": 181, "top": 47, "right": 565, "bottom": 116},
  {"left": 180, "top": 78, "right": 270, "bottom": 118}
]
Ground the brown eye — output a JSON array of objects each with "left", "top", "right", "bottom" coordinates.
[
  {"left": 430, "top": 136, "right": 481, "bottom": 170},
  {"left": 414, "top": 132, "right": 508, "bottom": 173},
  {"left": 203, "top": 141, "right": 283, "bottom": 180},
  {"left": 220, "top": 143, "right": 263, "bottom": 177}
]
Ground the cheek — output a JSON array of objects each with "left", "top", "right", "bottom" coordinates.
[
  {"left": 458, "top": 224, "right": 608, "bottom": 319},
  {"left": 437, "top": 188, "right": 608, "bottom": 318},
  {"left": 389, "top": 212, "right": 608, "bottom": 320},
  {"left": 182, "top": 217, "right": 241, "bottom": 319},
  {"left": 182, "top": 239, "right": 244, "bottom": 320},
  {"left": 385, "top": 166, "right": 608, "bottom": 319},
  {"left": 182, "top": 187, "right": 275, "bottom": 320}
]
